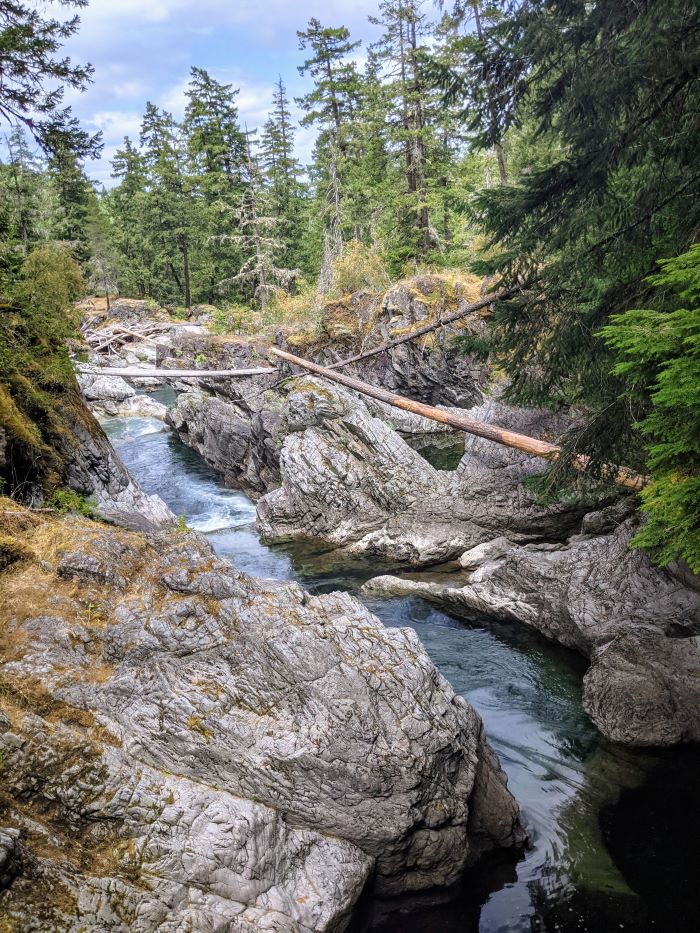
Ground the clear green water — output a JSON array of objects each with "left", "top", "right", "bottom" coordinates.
[{"left": 104, "top": 408, "right": 700, "bottom": 933}]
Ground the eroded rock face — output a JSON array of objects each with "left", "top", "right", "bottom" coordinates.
[
  {"left": 362, "top": 514, "right": 700, "bottom": 747},
  {"left": 0, "top": 513, "right": 523, "bottom": 930},
  {"left": 167, "top": 390, "right": 283, "bottom": 500},
  {"left": 257, "top": 378, "right": 589, "bottom": 563},
  {"left": 77, "top": 372, "right": 167, "bottom": 419},
  {"left": 55, "top": 398, "right": 174, "bottom": 533}
]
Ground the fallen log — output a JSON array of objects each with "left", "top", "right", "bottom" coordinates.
[
  {"left": 325, "top": 289, "right": 512, "bottom": 371},
  {"left": 78, "top": 366, "right": 276, "bottom": 379},
  {"left": 268, "top": 346, "right": 646, "bottom": 490}
]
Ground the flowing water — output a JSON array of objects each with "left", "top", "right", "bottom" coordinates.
[{"left": 104, "top": 400, "right": 700, "bottom": 933}]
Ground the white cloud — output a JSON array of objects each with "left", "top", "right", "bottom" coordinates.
[{"left": 53, "top": 0, "right": 427, "bottom": 184}]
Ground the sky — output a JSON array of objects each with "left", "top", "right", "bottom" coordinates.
[{"left": 56, "top": 0, "right": 393, "bottom": 187}]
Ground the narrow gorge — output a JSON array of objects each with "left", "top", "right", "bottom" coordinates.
[{"left": 2, "top": 278, "right": 696, "bottom": 931}]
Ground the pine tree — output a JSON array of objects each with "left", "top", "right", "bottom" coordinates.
[
  {"left": 260, "top": 77, "right": 307, "bottom": 272},
  {"left": 455, "top": 0, "right": 700, "bottom": 477},
  {"left": 0, "top": 1, "right": 99, "bottom": 157},
  {"left": 184, "top": 67, "right": 247, "bottom": 303},
  {"left": 2, "top": 127, "right": 44, "bottom": 255},
  {"left": 220, "top": 130, "right": 292, "bottom": 308},
  {"left": 46, "top": 145, "right": 93, "bottom": 263},
  {"left": 139, "top": 103, "right": 197, "bottom": 307},
  {"left": 297, "top": 19, "right": 362, "bottom": 260},
  {"left": 108, "top": 137, "right": 149, "bottom": 297},
  {"left": 369, "top": 0, "right": 436, "bottom": 260}
]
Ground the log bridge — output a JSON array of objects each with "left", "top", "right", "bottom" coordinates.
[{"left": 78, "top": 366, "right": 277, "bottom": 379}]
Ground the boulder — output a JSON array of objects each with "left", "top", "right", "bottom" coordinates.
[
  {"left": 77, "top": 373, "right": 135, "bottom": 404},
  {"left": 0, "top": 514, "right": 523, "bottom": 930},
  {"left": 77, "top": 373, "right": 167, "bottom": 419}
]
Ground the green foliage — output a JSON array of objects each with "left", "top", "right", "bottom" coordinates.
[
  {"left": 17, "top": 243, "right": 84, "bottom": 321},
  {"left": 49, "top": 488, "right": 96, "bottom": 519},
  {"left": 329, "top": 241, "right": 390, "bottom": 296},
  {"left": 176, "top": 513, "right": 191, "bottom": 534},
  {"left": 0, "top": 1, "right": 99, "bottom": 158},
  {"left": 454, "top": 1, "right": 699, "bottom": 454},
  {"left": 601, "top": 246, "right": 700, "bottom": 572},
  {"left": 210, "top": 304, "right": 250, "bottom": 335}
]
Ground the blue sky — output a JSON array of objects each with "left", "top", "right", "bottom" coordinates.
[{"left": 58, "top": 0, "right": 396, "bottom": 187}]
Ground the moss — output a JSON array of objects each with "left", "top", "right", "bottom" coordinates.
[{"left": 186, "top": 714, "right": 213, "bottom": 742}]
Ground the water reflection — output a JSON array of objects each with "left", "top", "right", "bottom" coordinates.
[{"left": 105, "top": 408, "right": 699, "bottom": 933}]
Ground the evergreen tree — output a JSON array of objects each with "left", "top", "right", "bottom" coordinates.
[
  {"left": 46, "top": 145, "right": 93, "bottom": 263},
  {"left": 370, "top": 0, "right": 435, "bottom": 258},
  {"left": 602, "top": 246, "right": 700, "bottom": 572},
  {"left": 139, "top": 103, "right": 197, "bottom": 307},
  {"left": 108, "top": 137, "right": 149, "bottom": 297},
  {"left": 297, "top": 19, "right": 362, "bottom": 264},
  {"left": 0, "top": 0, "right": 99, "bottom": 157},
  {"left": 2, "top": 127, "right": 44, "bottom": 255},
  {"left": 453, "top": 0, "right": 700, "bottom": 477},
  {"left": 184, "top": 67, "right": 247, "bottom": 303},
  {"left": 221, "top": 129, "right": 291, "bottom": 307},
  {"left": 260, "top": 77, "right": 307, "bottom": 273}
]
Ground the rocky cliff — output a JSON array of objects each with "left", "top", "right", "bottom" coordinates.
[
  {"left": 256, "top": 377, "right": 700, "bottom": 747},
  {"left": 0, "top": 504, "right": 523, "bottom": 931}
]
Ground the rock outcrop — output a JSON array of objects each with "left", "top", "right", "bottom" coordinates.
[
  {"left": 0, "top": 507, "right": 523, "bottom": 931},
  {"left": 362, "top": 513, "right": 700, "bottom": 747},
  {"left": 257, "top": 378, "right": 589, "bottom": 563},
  {"left": 77, "top": 372, "right": 167, "bottom": 419},
  {"left": 167, "top": 390, "right": 283, "bottom": 500}
]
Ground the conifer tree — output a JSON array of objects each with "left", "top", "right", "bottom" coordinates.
[
  {"left": 3, "top": 127, "right": 44, "bottom": 255},
  {"left": 459, "top": 0, "right": 700, "bottom": 475},
  {"left": 0, "top": 0, "right": 100, "bottom": 157},
  {"left": 139, "top": 103, "right": 196, "bottom": 307},
  {"left": 369, "top": 0, "right": 436, "bottom": 259},
  {"left": 108, "top": 137, "right": 149, "bottom": 297},
  {"left": 184, "top": 67, "right": 247, "bottom": 303},
  {"left": 221, "top": 130, "right": 291, "bottom": 308},
  {"left": 297, "top": 19, "right": 362, "bottom": 262},
  {"left": 260, "top": 77, "right": 307, "bottom": 272}
]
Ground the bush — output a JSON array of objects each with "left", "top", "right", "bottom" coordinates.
[
  {"left": 329, "top": 241, "right": 390, "bottom": 297},
  {"left": 210, "top": 304, "right": 251, "bottom": 335},
  {"left": 49, "top": 489, "right": 96, "bottom": 519},
  {"left": 17, "top": 243, "right": 84, "bottom": 323},
  {"left": 601, "top": 245, "right": 700, "bottom": 572}
]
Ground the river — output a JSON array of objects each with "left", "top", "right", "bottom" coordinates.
[{"left": 103, "top": 402, "right": 699, "bottom": 933}]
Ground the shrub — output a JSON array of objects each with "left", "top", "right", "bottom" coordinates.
[
  {"left": 210, "top": 304, "right": 251, "bottom": 335},
  {"left": 49, "top": 489, "right": 96, "bottom": 519},
  {"left": 329, "top": 241, "right": 390, "bottom": 297},
  {"left": 601, "top": 245, "right": 700, "bottom": 572},
  {"left": 16, "top": 244, "right": 84, "bottom": 323}
]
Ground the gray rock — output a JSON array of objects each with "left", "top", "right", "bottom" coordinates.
[
  {"left": 167, "top": 390, "right": 283, "bottom": 499},
  {"left": 56, "top": 400, "right": 175, "bottom": 533},
  {"left": 257, "top": 378, "right": 589, "bottom": 563},
  {"left": 362, "top": 518, "right": 700, "bottom": 747},
  {"left": 77, "top": 373, "right": 135, "bottom": 403},
  {"left": 0, "top": 519, "right": 523, "bottom": 929}
]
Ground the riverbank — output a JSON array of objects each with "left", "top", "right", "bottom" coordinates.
[{"left": 107, "top": 402, "right": 700, "bottom": 932}]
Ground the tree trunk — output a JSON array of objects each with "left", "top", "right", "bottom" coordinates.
[{"left": 268, "top": 347, "right": 646, "bottom": 490}]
